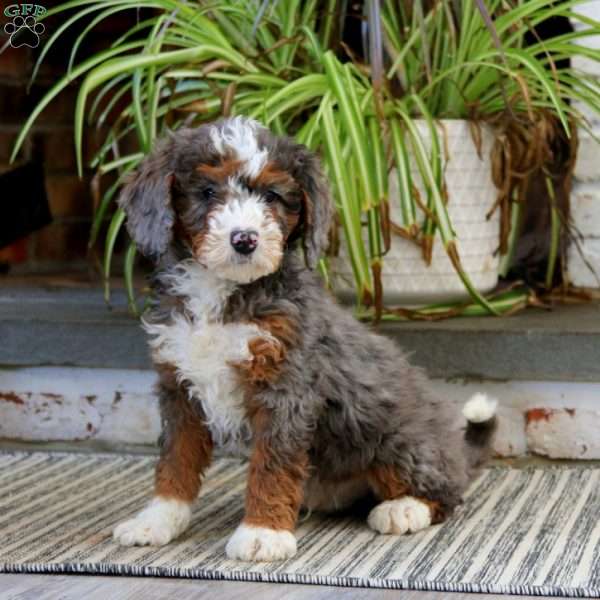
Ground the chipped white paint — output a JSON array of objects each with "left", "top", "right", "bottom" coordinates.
[
  {"left": 433, "top": 378, "right": 600, "bottom": 459},
  {"left": 526, "top": 408, "right": 600, "bottom": 459},
  {"left": 2, "top": 368, "right": 600, "bottom": 459},
  {"left": 0, "top": 367, "right": 159, "bottom": 444},
  {"left": 434, "top": 378, "right": 600, "bottom": 412},
  {"left": 492, "top": 407, "right": 528, "bottom": 458}
]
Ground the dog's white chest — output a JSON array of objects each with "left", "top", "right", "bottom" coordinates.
[{"left": 144, "top": 263, "right": 262, "bottom": 455}]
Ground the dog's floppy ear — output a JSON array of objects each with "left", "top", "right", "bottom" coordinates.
[
  {"left": 117, "top": 138, "right": 175, "bottom": 262},
  {"left": 292, "top": 146, "right": 333, "bottom": 269}
]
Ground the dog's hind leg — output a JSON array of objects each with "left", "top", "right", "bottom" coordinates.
[
  {"left": 365, "top": 464, "right": 446, "bottom": 535},
  {"left": 113, "top": 368, "right": 213, "bottom": 547}
]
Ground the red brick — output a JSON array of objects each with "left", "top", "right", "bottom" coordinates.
[
  {"left": 45, "top": 174, "right": 92, "bottom": 218},
  {"left": 0, "top": 130, "right": 30, "bottom": 164},
  {"left": 33, "top": 222, "right": 90, "bottom": 262},
  {"left": 0, "top": 47, "right": 31, "bottom": 80},
  {"left": 83, "top": 126, "right": 113, "bottom": 167},
  {"left": 33, "top": 129, "right": 77, "bottom": 171},
  {"left": 0, "top": 83, "right": 79, "bottom": 126},
  {"left": 0, "top": 83, "right": 32, "bottom": 123},
  {"left": 0, "top": 237, "right": 30, "bottom": 264},
  {"left": 0, "top": 83, "right": 76, "bottom": 126},
  {"left": 30, "top": 83, "right": 79, "bottom": 125}
]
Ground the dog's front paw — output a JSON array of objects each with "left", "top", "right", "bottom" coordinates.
[
  {"left": 225, "top": 523, "right": 297, "bottom": 561},
  {"left": 367, "top": 496, "right": 432, "bottom": 535},
  {"left": 113, "top": 497, "right": 191, "bottom": 547}
]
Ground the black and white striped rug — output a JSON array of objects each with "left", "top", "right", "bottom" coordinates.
[{"left": 1, "top": 452, "right": 599, "bottom": 597}]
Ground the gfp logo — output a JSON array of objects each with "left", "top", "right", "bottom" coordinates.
[{"left": 3, "top": 4, "right": 46, "bottom": 49}]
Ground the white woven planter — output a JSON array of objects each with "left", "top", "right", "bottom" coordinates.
[
  {"left": 330, "top": 119, "right": 500, "bottom": 304},
  {"left": 567, "top": 4, "right": 600, "bottom": 289},
  {"left": 568, "top": 183, "right": 600, "bottom": 288}
]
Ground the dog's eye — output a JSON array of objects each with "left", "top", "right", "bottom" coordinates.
[
  {"left": 264, "top": 190, "right": 282, "bottom": 204},
  {"left": 201, "top": 186, "right": 216, "bottom": 201}
]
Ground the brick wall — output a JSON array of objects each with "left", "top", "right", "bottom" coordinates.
[
  {"left": 0, "top": 10, "right": 134, "bottom": 274},
  {"left": 0, "top": 46, "right": 84, "bottom": 270},
  {"left": 568, "top": 2, "right": 600, "bottom": 288}
]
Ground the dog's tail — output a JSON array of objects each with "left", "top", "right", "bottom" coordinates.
[{"left": 462, "top": 393, "right": 498, "bottom": 470}]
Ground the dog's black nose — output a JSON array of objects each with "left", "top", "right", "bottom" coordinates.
[{"left": 230, "top": 229, "right": 258, "bottom": 255}]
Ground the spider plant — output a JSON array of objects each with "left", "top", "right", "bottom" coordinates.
[{"left": 12, "top": 0, "right": 600, "bottom": 319}]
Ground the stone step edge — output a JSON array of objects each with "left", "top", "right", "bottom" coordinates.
[
  {"left": 1, "top": 286, "right": 600, "bottom": 381},
  {"left": 1, "top": 366, "right": 599, "bottom": 460}
]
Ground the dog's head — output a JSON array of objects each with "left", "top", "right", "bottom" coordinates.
[{"left": 118, "top": 117, "right": 332, "bottom": 283}]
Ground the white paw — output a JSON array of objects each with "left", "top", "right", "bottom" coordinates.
[
  {"left": 225, "top": 523, "right": 297, "bottom": 561},
  {"left": 113, "top": 497, "right": 191, "bottom": 547},
  {"left": 368, "top": 496, "right": 432, "bottom": 535}
]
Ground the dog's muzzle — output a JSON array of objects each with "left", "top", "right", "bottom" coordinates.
[{"left": 230, "top": 229, "right": 258, "bottom": 255}]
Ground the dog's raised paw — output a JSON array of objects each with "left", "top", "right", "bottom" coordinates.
[
  {"left": 225, "top": 523, "right": 297, "bottom": 561},
  {"left": 367, "top": 496, "right": 432, "bottom": 535},
  {"left": 113, "top": 498, "right": 191, "bottom": 546}
]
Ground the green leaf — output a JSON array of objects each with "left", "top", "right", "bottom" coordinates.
[
  {"left": 389, "top": 118, "right": 417, "bottom": 232},
  {"left": 321, "top": 96, "right": 372, "bottom": 301},
  {"left": 124, "top": 241, "right": 139, "bottom": 316},
  {"left": 322, "top": 53, "right": 376, "bottom": 210},
  {"left": 103, "top": 207, "right": 126, "bottom": 303},
  {"left": 12, "top": 41, "right": 145, "bottom": 163},
  {"left": 74, "top": 45, "right": 257, "bottom": 174}
]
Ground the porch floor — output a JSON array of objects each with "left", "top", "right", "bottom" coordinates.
[{"left": 0, "top": 574, "right": 567, "bottom": 600}]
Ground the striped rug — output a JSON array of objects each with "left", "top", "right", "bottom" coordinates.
[{"left": 0, "top": 452, "right": 599, "bottom": 597}]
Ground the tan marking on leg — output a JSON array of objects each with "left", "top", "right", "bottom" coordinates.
[
  {"left": 421, "top": 497, "right": 446, "bottom": 524},
  {"left": 367, "top": 464, "right": 446, "bottom": 524},
  {"left": 243, "top": 406, "right": 308, "bottom": 531},
  {"left": 154, "top": 371, "right": 213, "bottom": 503},
  {"left": 114, "top": 367, "right": 211, "bottom": 547},
  {"left": 367, "top": 464, "right": 411, "bottom": 500}
]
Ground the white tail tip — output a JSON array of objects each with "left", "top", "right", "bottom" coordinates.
[{"left": 463, "top": 393, "right": 497, "bottom": 423}]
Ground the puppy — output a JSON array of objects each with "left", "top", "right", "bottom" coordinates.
[{"left": 112, "top": 117, "right": 497, "bottom": 561}]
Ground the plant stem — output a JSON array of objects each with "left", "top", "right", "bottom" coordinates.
[
  {"left": 545, "top": 175, "right": 560, "bottom": 290},
  {"left": 499, "top": 191, "right": 522, "bottom": 278}
]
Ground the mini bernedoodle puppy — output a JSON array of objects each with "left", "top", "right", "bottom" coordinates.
[{"left": 113, "top": 116, "right": 497, "bottom": 562}]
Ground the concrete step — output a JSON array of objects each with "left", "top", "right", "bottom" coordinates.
[
  {"left": 2, "top": 281, "right": 600, "bottom": 381},
  {"left": 1, "top": 281, "right": 600, "bottom": 460}
]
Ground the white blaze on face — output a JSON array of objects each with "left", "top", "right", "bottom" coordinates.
[
  {"left": 209, "top": 116, "right": 268, "bottom": 178},
  {"left": 197, "top": 185, "right": 283, "bottom": 284}
]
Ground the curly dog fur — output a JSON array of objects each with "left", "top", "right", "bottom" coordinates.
[{"left": 112, "top": 117, "right": 497, "bottom": 561}]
